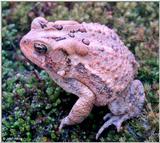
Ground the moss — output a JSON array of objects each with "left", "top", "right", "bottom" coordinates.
[{"left": 2, "top": 1, "right": 159, "bottom": 142}]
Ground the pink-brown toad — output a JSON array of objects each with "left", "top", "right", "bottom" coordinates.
[{"left": 20, "top": 17, "right": 145, "bottom": 139}]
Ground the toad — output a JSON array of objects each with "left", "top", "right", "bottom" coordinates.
[{"left": 20, "top": 17, "right": 145, "bottom": 139}]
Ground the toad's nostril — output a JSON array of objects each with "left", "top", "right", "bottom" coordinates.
[
  {"left": 20, "top": 38, "right": 30, "bottom": 48},
  {"left": 21, "top": 38, "right": 30, "bottom": 45},
  {"left": 23, "top": 40, "right": 29, "bottom": 44}
]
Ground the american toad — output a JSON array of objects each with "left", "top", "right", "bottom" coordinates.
[{"left": 20, "top": 17, "right": 145, "bottom": 139}]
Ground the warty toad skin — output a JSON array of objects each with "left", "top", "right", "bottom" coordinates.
[{"left": 20, "top": 17, "right": 145, "bottom": 139}]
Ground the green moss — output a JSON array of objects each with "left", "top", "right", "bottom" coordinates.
[{"left": 16, "top": 88, "right": 25, "bottom": 96}]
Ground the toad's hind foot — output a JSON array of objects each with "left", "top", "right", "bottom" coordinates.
[
  {"left": 96, "top": 80, "right": 145, "bottom": 139},
  {"left": 96, "top": 114, "right": 130, "bottom": 140}
]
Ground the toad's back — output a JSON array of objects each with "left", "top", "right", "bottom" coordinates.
[{"left": 62, "top": 22, "right": 139, "bottom": 106}]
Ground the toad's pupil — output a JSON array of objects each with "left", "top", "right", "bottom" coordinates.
[{"left": 34, "top": 43, "right": 47, "bottom": 54}]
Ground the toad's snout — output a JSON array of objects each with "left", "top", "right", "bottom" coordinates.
[{"left": 19, "top": 36, "right": 33, "bottom": 57}]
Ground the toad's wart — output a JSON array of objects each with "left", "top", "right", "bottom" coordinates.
[{"left": 20, "top": 17, "right": 145, "bottom": 139}]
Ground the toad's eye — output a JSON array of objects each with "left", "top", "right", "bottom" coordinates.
[{"left": 34, "top": 43, "right": 48, "bottom": 54}]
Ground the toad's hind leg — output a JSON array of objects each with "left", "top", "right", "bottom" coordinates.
[
  {"left": 96, "top": 80, "right": 145, "bottom": 139},
  {"left": 59, "top": 79, "right": 95, "bottom": 131}
]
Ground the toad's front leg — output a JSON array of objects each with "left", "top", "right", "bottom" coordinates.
[{"left": 59, "top": 85, "right": 95, "bottom": 131}]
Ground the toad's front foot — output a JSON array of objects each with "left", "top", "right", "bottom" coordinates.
[
  {"left": 58, "top": 117, "right": 68, "bottom": 132},
  {"left": 57, "top": 80, "right": 95, "bottom": 133},
  {"left": 58, "top": 116, "right": 75, "bottom": 132}
]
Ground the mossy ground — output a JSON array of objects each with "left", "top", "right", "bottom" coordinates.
[{"left": 2, "top": 2, "right": 159, "bottom": 142}]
